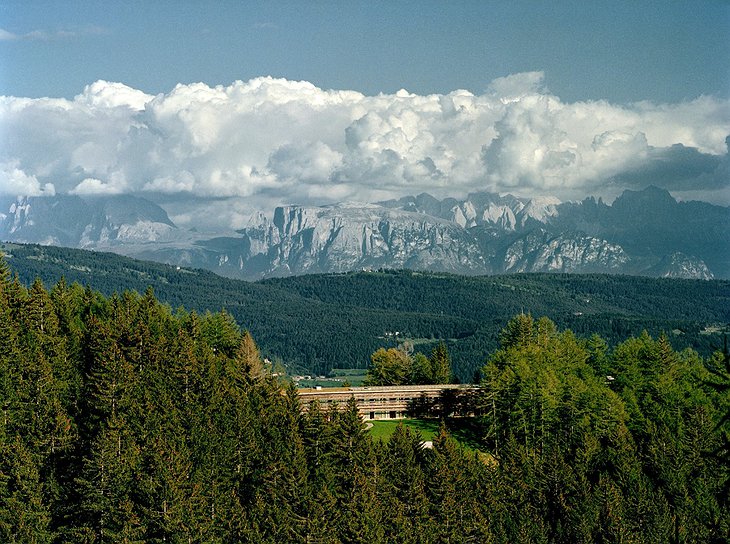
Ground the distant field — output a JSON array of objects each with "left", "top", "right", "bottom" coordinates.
[{"left": 330, "top": 368, "right": 368, "bottom": 386}]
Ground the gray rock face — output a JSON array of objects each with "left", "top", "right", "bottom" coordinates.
[
  {"left": 378, "top": 191, "right": 558, "bottom": 230},
  {"left": 647, "top": 252, "right": 714, "bottom": 280},
  {"left": 1, "top": 186, "right": 726, "bottom": 280},
  {"left": 502, "top": 230, "right": 629, "bottom": 273},
  {"left": 243, "top": 204, "right": 488, "bottom": 277},
  {"left": 0, "top": 195, "right": 177, "bottom": 248},
  {"left": 1, "top": 195, "right": 94, "bottom": 246}
]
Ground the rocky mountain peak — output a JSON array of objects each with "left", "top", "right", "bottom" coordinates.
[
  {"left": 648, "top": 252, "right": 714, "bottom": 280},
  {"left": 0, "top": 194, "right": 177, "bottom": 248},
  {"left": 612, "top": 185, "right": 677, "bottom": 213},
  {"left": 1, "top": 186, "right": 726, "bottom": 280}
]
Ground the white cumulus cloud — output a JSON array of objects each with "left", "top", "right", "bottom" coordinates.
[
  {"left": 69, "top": 177, "right": 124, "bottom": 195},
  {"left": 1, "top": 74, "right": 728, "bottom": 225},
  {"left": 75, "top": 80, "right": 153, "bottom": 111},
  {"left": 0, "top": 162, "right": 55, "bottom": 196}
]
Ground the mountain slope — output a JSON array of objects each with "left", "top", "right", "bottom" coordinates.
[
  {"left": 551, "top": 186, "right": 730, "bottom": 277},
  {"left": 4, "top": 243, "right": 728, "bottom": 380}
]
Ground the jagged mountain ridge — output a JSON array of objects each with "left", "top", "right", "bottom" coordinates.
[
  {"left": 1, "top": 186, "right": 726, "bottom": 279},
  {"left": 248, "top": 203, "right": 488, "bottom": 276},
  {"left": 377, "top": 191, "right": 561, "bottom": 230},
  {"left": 231, "top": 187, "right": 723, "bottom": 279},
  {"left": 0, "top": 194, "right": 177, "bottom": 248}
]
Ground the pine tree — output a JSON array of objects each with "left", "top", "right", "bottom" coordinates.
[
  {"left": 499, "top": 313, "right": 535, "bottom": 350},
  {"left": 9, "top": 282, "right": 76, "bottom": 535},
  {"left": 201, "top": 309, "right": 241, "bottom": 358},
  {"left": 23, "top": 279, "right": 59, "bottom": 339},
  {"left": 381, "top": 423, "right": 429, "bottom": 542},
  {"left": 236, "top": 330, "right": 266, "bottom": 383},
  {"left": 84, "top": 316, "right": 136, "bottom": 425},
  {"left": 426, "top": 423, "right": 488, "bottom": 543},
  {"left": 49, "top": 277, "right": 84, "bottom": 410},
  {"left": 0, "top": 436, "right": 53, "bottom": 543},
  {"left": 0, "top": 256, "right": 19, "bottom": 437},
  {"left": 73, "top": 414, "right": 144, "bottom": 543},
  {"left": 429, "top": 342, "right": 452, "bottom": 384},
  {"left": 328, "top": 396, "right": 371, "bottom": 499},
  {"left": 331, "top": 399, "right": 383, "bottom": 542},
  {"left": 138, "top": 427, "right": 199, "bottom": 541},
  {"left": 252, "top": 383, "right": 312, "bottom": 542},
  {"left": 410, "top": 353, "right": 432, "bottom": 385}
]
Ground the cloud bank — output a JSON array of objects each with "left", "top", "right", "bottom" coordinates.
[
  {"left": 0, "top": 25, "right": 107, "bottom": 41},
  {"left": 1, "top": 73, "right": 728, "bottom": 227}
]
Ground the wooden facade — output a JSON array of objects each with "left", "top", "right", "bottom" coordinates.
[{"left": 297, "top": 384, "right": 478, "bottom": 420}]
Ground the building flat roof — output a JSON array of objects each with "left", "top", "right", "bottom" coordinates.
[{"left": 297, "top": 384, "right": 475, "bottom": 394}]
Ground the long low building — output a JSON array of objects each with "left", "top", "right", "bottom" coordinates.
[{"left": 297, "top": 384, "right": 479, "bottom": 420}]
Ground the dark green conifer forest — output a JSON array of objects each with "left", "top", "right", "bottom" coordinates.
[
  {"left": 1, "top": 256, "right": 728, "bottom": 542},
  {"left": 5, "top": 243, "right": 730, "bottom": 382}
]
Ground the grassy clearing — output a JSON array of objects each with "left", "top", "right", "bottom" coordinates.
[
  {"left": 369, "top": 419, "right": 440, "bottom": 443},
  {"left": 368, "top": 418, "right": 485, "bottom": 453}
]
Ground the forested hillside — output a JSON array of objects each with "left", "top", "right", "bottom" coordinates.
[
  {"left": 3, "top": 243, "right": 729, "bottom": 380},
  {"left": 1, "top": 264, "right": 727, "bottom": 542}
]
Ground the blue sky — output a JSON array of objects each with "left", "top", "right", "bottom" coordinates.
[
  {"left": 0, "top": 1, "right": 728, "bottom": 225},
  {"left": 1, "top": 1, "right": 728, "bottom": 103}
]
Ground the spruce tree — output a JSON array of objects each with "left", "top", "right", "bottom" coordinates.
[
  {"left": 429, "top": 342, "right": 451, "bottom": 384},
  {"left": 381, "top": 423, "right": 429, "bottom": 542},
  {"left": 0, "top": 436, "right": 53, "bottom": 544}
]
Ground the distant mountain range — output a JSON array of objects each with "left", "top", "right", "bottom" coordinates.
[{"left": 1, "top": 186, "right": 728, "bottom": 279}]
